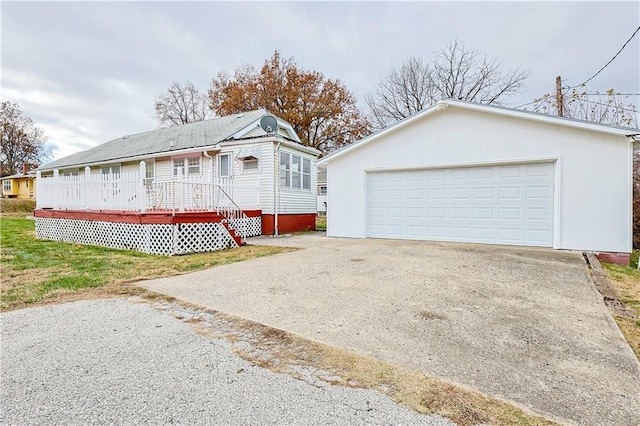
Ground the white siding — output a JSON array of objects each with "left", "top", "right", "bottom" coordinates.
[
  {"left": 276, "top": 148, "right": 317, "bottom": 214},
  {"left": 327, "top": 108, "right": 632, "bottom": 253},
  {"left": 258, "top": 143, "right": 276, "bottom": 214}
]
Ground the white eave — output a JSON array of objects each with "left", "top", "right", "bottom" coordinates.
[
  {"left": 220, "top": 136, "right": 321, "bottom": 157},
  {"left": 231, "top": 116, "right": 302, "bottom": 143},
  {"left": 317, "top": 99, "right": 638, "bottom": 166}
]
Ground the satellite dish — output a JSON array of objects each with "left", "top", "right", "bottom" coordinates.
[{"left": 259, "top": 115, "right": 278, "bottom": 134}]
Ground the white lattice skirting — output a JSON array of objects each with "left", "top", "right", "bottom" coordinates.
[
  {"left": 35, "top": 217, "right": 261, "bottom": 256},
  {"left": 229, "top": 216, "right": 262, "bottom": 238}
]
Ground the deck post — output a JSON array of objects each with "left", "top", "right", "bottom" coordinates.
[
  {"left": 52, "top": 169, "right": 59, "bottom": 209},
  {"left": 177, "top": 167, "right": 184, "bottom": 212},
  {"left": 139, "top": 161, "right": 147, "bottom": 213},
  {"left": 84, "top": 167, "right": 91, "bottom": 210},
  {"left": 35, "top": 171, "right": 42, "bottom": 209}
]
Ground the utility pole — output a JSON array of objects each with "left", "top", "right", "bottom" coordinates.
[{"left": 555, "top": 76, "right": 564, "bottom": 117}]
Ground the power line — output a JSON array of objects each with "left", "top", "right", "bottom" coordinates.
[
  {"left": 514, "top": 100, "right": 537, "bottom": 109},
  {"left": 566, "top": 90, "right": 640, "bottom": 96},
  {"left": 563, "top": 98, "right": 639, "bottom": 114},
  {"left": 567, "top": 26, "right": 640, "bottom": 89},
  {"left": 514, "top": 93, "right": 640, "bottom": 111}
]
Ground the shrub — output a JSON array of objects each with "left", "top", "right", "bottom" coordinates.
[{"left": 0, "top": 198, "right": 36, "bottom": 213}]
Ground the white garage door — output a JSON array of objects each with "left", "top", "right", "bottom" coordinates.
[{"left": 367, "top": 163, "right": 554, "bottom": 247}]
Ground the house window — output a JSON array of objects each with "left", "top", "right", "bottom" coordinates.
[
  {"left": 279, "top": 152, "right": 290, "bottom": 188},
  {"left": 243, "top": 159, "right": 258, "bottom": 171},
  {"left": 302, "top": 158, "right": 311, "bottom": 190},
  {"left": 101, "top": 165, "right": 120, "bottom": 175},
  {"left": 145, "top": 161, "right": 155, "bottom": 180},
  {"left": 17, "top": 182, "right": 20, "bottom": 189},
  {"left": 280, "top": 152, "right": 311, "bottom": 190},
  {"left": 3, "top": 180, "right": 11, "bottom": 192},
  {"left": 173, "top": 157, "right": 200, "bottom": 177},
  {"left": 218, "top": 154, "right": 231, "bottom": 178},
  {"left": 187, "top": 157, "right": 200, "bottom": 175},
  {"left": 26, "top": 180, "right": 29, "bottom": 188},
  {"left": 62, "top": 169, "right": 79, "bottom": 177},
  {"left": 318, "top": 185, "right": 327, "bottom": 195},
  {"left": 173, "top": 159, "right": 185, "bottom": 176}
]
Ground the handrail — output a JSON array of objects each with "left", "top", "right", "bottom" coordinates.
[
  {"left": 36, "top": 169, "right": 256, "bottom": 243},
  {"left": 213, "top": 184, "right": 249, "bottom": 241}
]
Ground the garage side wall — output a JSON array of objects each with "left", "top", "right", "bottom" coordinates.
[{"left": 326, "top": 108, "right": 632, "bottom": 253}]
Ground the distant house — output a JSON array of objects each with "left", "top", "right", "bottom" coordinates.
[
  {"left": 318, "top": 100, "right": 637, "bottom": 264},
  {"left": 35, "top": 110, "right": 320, "bottom": 255},
  {"left": 1, "top": 164, "right": 37, "bottom": 200},
  {"left": 317, "top": 169, "right": 327, "bottom": 216}
]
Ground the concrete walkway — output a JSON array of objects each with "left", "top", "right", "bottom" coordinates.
[{"left": 141, "top": 234, "right": 640, "bottom": 425}]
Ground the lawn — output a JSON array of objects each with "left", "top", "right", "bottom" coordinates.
[
  {"left": 0, "top": 216, "right": 293, "bottom": 311},
  {"left": 603, "top": 259, "right": 640, "bottom": 360}
]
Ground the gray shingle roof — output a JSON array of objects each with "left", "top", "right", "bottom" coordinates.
[{"left": 40, "top": 109, "right": 270, "bottom": 171}]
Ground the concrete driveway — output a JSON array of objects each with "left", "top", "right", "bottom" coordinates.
[{"left": 141, "top": 234, "right": 640, "bottom": 425}]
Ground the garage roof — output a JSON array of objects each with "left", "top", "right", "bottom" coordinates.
[{"left": 317, "top": 100, "right": 639, "bottom": 166}]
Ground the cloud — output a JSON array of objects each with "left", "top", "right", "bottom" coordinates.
[{"left": 1, "top": 1, "right": 638, "bottom": 161}]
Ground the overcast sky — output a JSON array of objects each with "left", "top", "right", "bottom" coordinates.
[{"left": 2, "top": 1, "right": 639, "bottom": 161}]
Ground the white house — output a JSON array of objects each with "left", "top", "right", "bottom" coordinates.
[
  {"left": 317, "top": 100, "right": 638, "bottom": 262},
  {"left": 35, "top": 110, "right": 320, "bottom": 255}
]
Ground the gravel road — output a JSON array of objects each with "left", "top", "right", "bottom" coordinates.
[{"left": 0, "top": 298, "right": 452, "bottom": 425}]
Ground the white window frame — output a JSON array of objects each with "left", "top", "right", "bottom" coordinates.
[
  {"left": 218, "top": 153, "right": 232, "bottom": 179},
  {"left": 242, "top": 158, "right": 259, "bottom": 172},
  {"left": 3, "top": 180, "right": 11, "bottom": 192},
  {"left": 187, "top": 157, "right": 201, "bottom": 175},
  {"left": 280, "top": 151, "right": 311, "bottom": 191},
  {"left": 173, "top": 156, "right": 201, "bottom": 177},
  {"left": 101, "top": 164, "right": 121, "bottom": 176},
  {"left": 318, "top": 185, "right": 327, "bottom": 195},
  {"left": 145, "top": 161, "right": 155, "bottom": 180},
  {"left": 173, "top": 158, "right": 185, "bottom": 177}
]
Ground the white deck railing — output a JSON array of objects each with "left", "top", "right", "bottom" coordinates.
[{"left": 36, "top": 162, "right": 260, "bottom": 213}]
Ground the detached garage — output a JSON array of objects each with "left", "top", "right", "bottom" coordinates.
[{"left": 318, "top": 100, "right": 638, "bottom": 256}]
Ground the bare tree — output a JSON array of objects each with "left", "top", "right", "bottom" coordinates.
[
  {"left": 532, "top": 88, "right": 638, "bottom": 128},
  {"left": 154, "top": 81, "right": 211, "bottom": 127},
  {"left": 1, "top": 101, "right": 51, "bottom": 177},
  {"left": 365, "top": 57, "right": 437, "bottom": 130},
  {"left": 366, "top": 40, "right": 531, "bottom": 129}
]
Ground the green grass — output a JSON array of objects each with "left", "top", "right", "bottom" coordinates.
[
  {"left": 0, "top": 216, "right": 293, "bottom": 310},
  {"left": 316, "top": 215, "right": 326, "bottom": 231},
  {"left": 603, "top": 258, "right": 640, "bottom": 360}
]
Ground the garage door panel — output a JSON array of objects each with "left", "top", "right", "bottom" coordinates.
[
  {"left": 526, "top": 208, "right": 549, "bottom": 220},
  {"left": 499, "top": 187, "right": 521, "bottom": 199},
  {"left": 473, "top": 228, "right": 494, "bottom": 240},
  {"left": 367, "top": 163, "right": 553, "bottom": 247},
  {"left": 450, "top": 207, "right": 470, "bottom": 219},
  {"left": 428, "top": 188, "right": 446, "bottom": 199},
  {"left": 474, "top": 207, "right": 495, "bottom": 220},
  {"left": 526, "top": 186, "right": 550, "bottom": 199},
  {"left": 474, "top": 187, "right": 495, "bottom": 199},
  {"left": 450, "top": 188, "right": 470, "bottom": 199}
]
